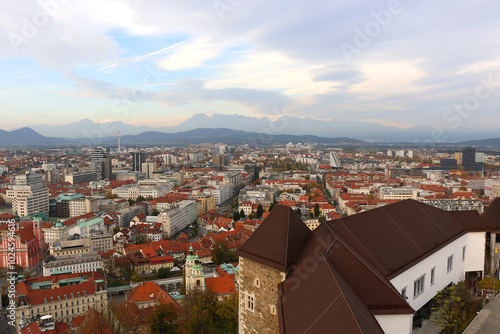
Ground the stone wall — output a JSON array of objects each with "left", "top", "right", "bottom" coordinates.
[{"left": 238, "top": 257, "right": 285, "bottom": 334}]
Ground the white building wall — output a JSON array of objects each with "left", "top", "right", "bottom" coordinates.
[
  {"left": 390, "top": 233, "right": 483, "bottom": 312},
  {"left": 375, "top": 314, "right": 413, "bottom": 334}
]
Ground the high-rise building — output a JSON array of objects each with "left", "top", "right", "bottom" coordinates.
[
  {"left": 7, "top": 172, "right": 49, "bottom": 217},
  {"left": 462, "top": 146, "right": 476, "bottom": 168},
  {"left": 142, "top": 161, "right": 157, "bottom": 179},
  {"left": 132, "top": 152, "right": 146, "bottom": 172},
  {"left": 91, "top": 147, "right": 111, "bottom": 180}
]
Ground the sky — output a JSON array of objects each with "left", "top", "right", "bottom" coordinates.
[{"left": 1, "top": 0, "right": 500, "bottom": 130}]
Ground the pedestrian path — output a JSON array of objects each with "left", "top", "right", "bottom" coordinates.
[{"left": 463, "top": 294, "right": 500, "bottom": 334}]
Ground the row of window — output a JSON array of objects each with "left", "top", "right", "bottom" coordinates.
[{"left": 402, "top": 247, "right": 466, "bottom": 300}]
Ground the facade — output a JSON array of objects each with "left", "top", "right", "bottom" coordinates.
[
  {"left": 379, "top": 186, "right": 415, "bottom": 200},
  {"left": 43, "top": 252, "right": 102, "bottom": 276},
  {"left": 485, "top": 178, "right": 500, "bottom": 199},
  {"left": 64, "top": 171, "right": 98, "bottom": 185},
  {"left": 112, "top": 184, "right": 171, "bottom": 200},
  {"left": 0, "top": 215, "right": 48, "bottom": 271},
  {"left": 15, "top": 271, "right": 108, "bottom": 331},
  {"left": 69, "top": 197, "right": 98, "bottom": 218},
  {"left": 7, "top": 172, "right": 49, "bottom": 217},
  {"left": 419, "top": 198, "right": 485, "bottom": 213},
  {"left": 158, "top": 205, "right": 188, "bottom": 238},
  {"left": 55, "top": 193, "right": 84, "bottom": 218},
  {"left": 236, "top": 201, "right": 488, "bottom": 334}
]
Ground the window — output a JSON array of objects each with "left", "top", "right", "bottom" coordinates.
[
  {"left": 447, "top": 255, "right": 454, "bottom": 273},
  {"left": 462, "top": 246, "right": 466, "bottom": 262},
  {"left": 246, "top": 293, "right": 255, "bottom": 311},
  {"left": 414, "top": 275, "right": 425, "bottom": 298},
  {"left": 254, "top": 278, "right": 260, "bottom": 288},
  {"left": 431, "top": 267, "right": 435, "bottom": 286},
  {"left": 270, "top": 305, "right": 277, "bottom": 315},
  {"left": 401, "top": 287, "right": 407, "bottom": 299}
]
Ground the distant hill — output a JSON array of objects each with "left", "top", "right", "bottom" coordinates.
[
  {"left": 95, "top": 128, "right": 364, "bottom": 146},
  {"left": 16, "top": 113, "right": 500, "bottom": 142},
  {"left": 0, "top": 127, "right": 62, "bottom": 146},
  {"left": 459, "top": 138, "right": 500, "bottom": 148}
]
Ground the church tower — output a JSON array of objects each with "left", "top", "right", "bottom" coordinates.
[{"left": 185, "top": 246, "right": 206, "bottom": 292}]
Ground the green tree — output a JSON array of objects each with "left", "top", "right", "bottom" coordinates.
[
  {"left": 295, "top": 208, "right": 302, "bottom": 217},
  {"left": 268, "top": 201, "right": 276, "bottom": 212},
  {"left": 128, "top": 199, "right": 134, "bottom": 206},
  {"left": 131, "top": 272, "right": 142, "bottom": 282},
  {"left": 239, "top": 209, "right": 246, "bottom": 218},
  {"left": 431, "top": 281, "right": 476, "bottom": 333},
  {"left": 151, "top": 209, "right": 159, "bottom": 216},
  {"left": 23, "top": 270, "right": 30, "bottom": 279},
  {"left": 148, "top": 303, "right": 180, "bottom": 334},
  {"left": 314, "top": 203, "right": 320, "bottom": 218},
  {"left": 212, "top": 239, "right": 237, "bottom": 265},
  {"left": 256, "top": 204, "right": 263, "bottom": 218},
  {"left": 232, "top": 210, "right": 240, "bottom": 222},
  {"left": 157, "top": 267, "right": 171, "bottom": 279},
  {"left": 136, "top": 195, "right": 146, "bottom": 203}
]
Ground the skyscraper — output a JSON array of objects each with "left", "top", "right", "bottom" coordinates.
[
  {"left": 132, "top": 152, "right": 146, "bottom": 172},
  {"left": 91, "top": 147, "right": 111, "bottom": 180}
]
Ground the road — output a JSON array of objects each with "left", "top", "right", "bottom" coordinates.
[{"left": 108, "top": 270, "right": 217, "bottom": 294}]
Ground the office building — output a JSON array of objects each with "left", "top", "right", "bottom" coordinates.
[{"left": 7, "top": 172, "right": 49, "bottom": 217}]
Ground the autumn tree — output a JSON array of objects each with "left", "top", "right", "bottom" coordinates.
[
  {"left": 182, "top": 289, "right": 237, "bottom": 334},
  {"left": 148, "top": 303, "right": 180, "bottom": 334},
  {"left": 431, "top": 281, "right": 476, "bottom": 333},
  {"left": 212, "top": 239, "right": 237, "bottom": 265}
]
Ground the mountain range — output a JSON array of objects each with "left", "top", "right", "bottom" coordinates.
[
  {"left": 12, "top": 113, "right": 500, "bottom": 143},
  {"left": 0, "top": 127, "right": 363, "bottom": 147}
]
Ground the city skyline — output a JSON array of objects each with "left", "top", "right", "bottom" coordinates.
[{"left": 1, "top": 1, "right": 500, "bottom": 131}]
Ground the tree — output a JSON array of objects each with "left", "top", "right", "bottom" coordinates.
[
  {"left": 182, "top": 289, "right": 238, "bottom": 334},
  {"left": 148, "top": 303, "right": 180, "bottom": 334},
  {"left": 151, "top": 209, "right": 159, "bottom": 216},
  {"left": 0, "top": 196, "right": 5, "bottom": 208},
  {"left": 113, "top": 226, "right": 121, "bottom": 235},
  {"left": 314, "top": 203, "right": 320, "bottom": 218},
  {"left": 157, "top": 267, "right": 171, "bottom": 279},
  {"left": 23, "top": 270, "right": 30, "bottom": 279},
  {"left": 295, "top": 208, "right": 302, "bottom": 217},
  {"left": 232, "top": 210, "right": 240, "bottom": 222},
  {"left": 256, "top": 204, "right": 263, "bottom": 218},
  {"left": 239, "top": 209, "right": 246, "bottom": 218},
  {"left": 191, "top": 224, "right": 199, "bottom": 237},
  {"left": 431, "top": 281, "right": 476, "bottom": 333},
  {"left": 131, "top": 272, "right": 142, "bottom": 282},
  {"left": 128, "top": 199, "right": 134, "bottom": 206},
  {"left": 212, "top": 239, "right": 237, "bottom": 265},
  {"left": 268, "top": 202, "right": 276, "bottom": 212},
  {"left": 136, "top": 195, "right": 146, "bottom": 203},
  {"left": 135, "top": 232, "right": 148, "bottom": 244}
]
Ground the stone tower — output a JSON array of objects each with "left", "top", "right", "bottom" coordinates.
[{"left": 235, "top": 205, "right": 311, "bottom": 334}]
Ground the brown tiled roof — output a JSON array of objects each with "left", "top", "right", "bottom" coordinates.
[
  {"left": 327, "top": 199, "right": 471, "bottom": 279},
  {"left": 481, "top": 197, "right": 500, "bottom": 233},
  {"left": 236, "top": 204, "right": 311, "bottom": 272},
  {"left": 278, "top": 252, "right": 386, "bottom": 334}
]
